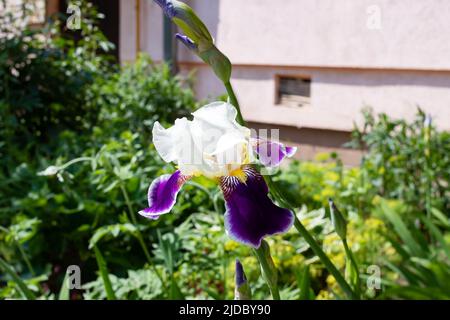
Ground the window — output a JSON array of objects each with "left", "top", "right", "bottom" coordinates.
[{"left": 276, "top": 75, "right": 311, "bottom": 108}]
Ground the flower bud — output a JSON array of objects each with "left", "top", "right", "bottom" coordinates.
[
  {"left": 38, "top": 165, "right": 59, "bottom": 176},
  {"left": 328, "top": 198, "right": 347, "bottom": 241},
  {"left": 155, "top": 0, "right": 212, "bottom": 43},
  {"left": 154, "top": 0, "right": 232, "bottom": 83},
  {"left": 234, "top": 259, "right": 252, "bottom": 300},
  {"left": 198, "top": 44, "right": 232, "bottom": 83},
  {"left": 175, "top": 33, "right": 197, "bottom": 51}
]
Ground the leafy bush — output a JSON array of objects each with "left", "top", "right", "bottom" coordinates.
[
  {"left": 1, "top": 2, "right": 448, "bottom": 301},
  {"left": 91, "top": 54, "right": 197, "bottom": 138},
  {"left": 0, "top": 1, "right": 112, "bottom": 153},
  {"left": 273, "top": 110, "right": 449, "bottom": 299},
  {"left": 374, "top": 198, "right": 450, "bottom": 299},
  {"left": 0, "top": 3, "right": 202, "bottom": 300},
  {"left": 348, "top": 108, "right": 450, "bottom": 215},
  {"left": 278, "top": 109, "right": 450, "bottom": 216}
]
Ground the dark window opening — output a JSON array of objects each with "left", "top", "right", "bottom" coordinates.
[{"left": 276, "top": 76, "right": 311, "bottom": 108}]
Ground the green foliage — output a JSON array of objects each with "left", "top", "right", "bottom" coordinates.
[
  {"left": 348, "top": 108, "right": 450, "bottom": 214},
  {"left": 0, "top": 257, "right": 37, "bottom": 300},
  {"left": 375, "top": 198, "right": 450, "bottom": 299},
  {"left": 1, "top": 2, "right": 448, "bottom": 301},
  {"left": 272, "top": 109, "right": 449, "bottom": 299},
  {"left": 0, "top": 0, "right": 112, "bottom": 154},
  {"left": 83, "top": 268, "right": 163, "bottom": 300},
  {"left": 93, "top": 246, "right": 116, "bottom": 300},
  {"left": 3, "top": 216, "right": 41, "bottom": 245},
  {"left": 92, "top": 54, "right": 197, "bottom": 137},
  {"left": 278, "top": 109, "right": 449, "bottom": 218},
  {"left": 0, "top": 2, "right": 200, "bottom": 300}
]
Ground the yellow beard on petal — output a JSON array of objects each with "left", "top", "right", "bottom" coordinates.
[{"left": 229, "top": 167, "right": 247, "bottom": 184}]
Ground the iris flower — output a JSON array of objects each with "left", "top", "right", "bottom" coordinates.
[{"left": 139, "top": 102, "right": 296, "bottom": 248}]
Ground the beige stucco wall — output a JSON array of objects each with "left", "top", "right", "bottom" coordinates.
[
  {"left": 179, "top": 64, "right": 450, "bottom": 131},
  {"left": 120, "top": 0, "right": 450, "bottom": 153},
  {"left": 179, "top": 0, "right": 450, "bottom": 71},
  {"left": 119, "top": 0, "right": 138, "bottom": 61}
]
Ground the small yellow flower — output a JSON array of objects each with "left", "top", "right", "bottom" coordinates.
[
  {"left": 314, "top": 152, "right": 331, "bottom": 162},
  {"left": 224, "top": 240, "right": 239, "bottom": 252},
  {"left": 326, "top": 274, "right": 337, "bottom": 287},
  {"left": 316, "top": 290, "right": 333, "bottom": 300},
  {"left": 324, "top": 171, "right": 339, "bottom": 182}
]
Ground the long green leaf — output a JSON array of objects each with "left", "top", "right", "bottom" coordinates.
[
  {"left": 385, "top": 285, "right": 450, "bottom": 300},
  {"left": 383, "top": 232, "right": 410, "bottom": 259},
  {"left": 296, "top": 265, "right": 312, "bottom": 300},
  {"left": 343, "top": 241, "right": 361, "bottom": 297},
  {"left": 431, "top": 208, "right": 450, "bottom": 227},
  {"left": 380, "top": 200, "right": 424, "bottom": 257},
  {"left": 420, "top": 215, "right": 450, "bottom": 258},
  {"left": 93, "top": 246, "right": 117, "bottom": 300},
  {"left": 58, "top": 270, "right": 70, "bottom": 300},
  {"left": 169, "top": 275, "right": 185, "bottom": 300},
  {"left": 383, "top": 259, "right": 421, "bottom": 286},
  {"left": 202, "top": 287, "right": 222, "bottom": 300},
  {"left": 0, "top": 258, "right": 36, "bottom": 300}
]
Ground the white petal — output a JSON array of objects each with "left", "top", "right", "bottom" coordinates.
[
  {"left": 152, "top": 101, "right": 254, "bottom": 178},
  {"left": 192, "top": 101, "right": 246, "bottom": 132},
  {"left": 152, "top": 118, "right": 188, "bottom": 163},
  {"left": 212, "top": 132, "right": 249, "bottom": 166}
]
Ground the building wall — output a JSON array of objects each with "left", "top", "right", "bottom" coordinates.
[
  {"left": 119, "top": 0, "right": 450, "bottom": 163},
  {"left": 178, "top": 63, "right": 450, "bottom": 131},
  {"left": 191, "top": 0, "right": 450, "bottom": 71}
]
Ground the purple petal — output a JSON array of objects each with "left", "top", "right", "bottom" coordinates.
[
  {"left": 235, "top": 259, "right": 247, "bottom": 287},
  {"left": 139, "top": 170, "right": 187, "bottom": 219},
  {"left": 285, "top": 145, "right": 297, "bottom": 158},
  {"left": 153, "top": 0, "right": 176, "bottom": 18},
  {"left": 175, "top": 33, "right": 198, "bottom": 51},
  {"left": 254, "top": 139, "right": 297, "bottom": 167},
  {"left": 220, "top": 166, "right": 294, "bottom": 248}
]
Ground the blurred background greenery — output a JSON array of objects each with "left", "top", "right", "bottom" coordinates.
[{"left": 0, "top": 2, "right": 449, "bottom": 300}]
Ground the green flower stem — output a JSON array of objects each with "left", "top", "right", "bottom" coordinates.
[
  {"left": 253, "top": 242, "right": 280, "bottom": 300},
  {"left": 0, "top": 226, "right": 35, "bottom": 277},
  {"left": 294, "top": 217, "right": 357, "bottom": 299},
  {"left": 266, "top": 176, "right": 357, "bottom": 299},
  {"left": 186, "top": 181, "right": 221, "bottom": 215},
  {"left": 119, "top": 185, "right": 150, "bottom": 258},
  {"left": 119, "top": 184, "right": 166, "bottom": 288},
  {"left": 224, "top": 82, "right": 245, "bottom": 125},
  {"left": 343, "top": 239, "right": 361, "bottom": 297},
  {"left": 17, "top": 242, "right": 35, "bottom": 277},
  {"left": 59, "top": 156, "right": 93, "bottom": 170},
  {"left": 223, "top": 83, "right": 281, "bottom": 299},
  {"left": 223, "top": 80, "right": 356, "bottom": 299}
]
